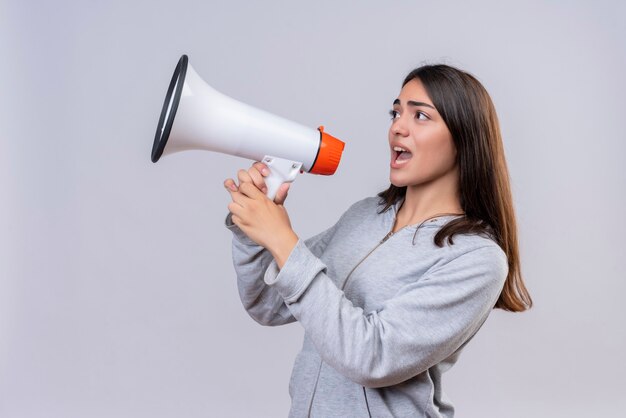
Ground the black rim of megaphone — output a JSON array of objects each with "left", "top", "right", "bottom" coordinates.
[{"left": 151, "top": 55, "right": 188, "bottom": 163}]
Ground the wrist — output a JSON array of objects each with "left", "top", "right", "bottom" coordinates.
[{"left": 270, "top": 230, "right": 299, "bottom": 270}]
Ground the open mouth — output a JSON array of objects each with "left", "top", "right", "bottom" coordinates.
[{"left": 393, "top": 146, "right": 413, "bottom": 164}]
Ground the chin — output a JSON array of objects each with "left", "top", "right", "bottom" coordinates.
[{"left": 389, "top": 176, "right": 409, "bottom": 188}]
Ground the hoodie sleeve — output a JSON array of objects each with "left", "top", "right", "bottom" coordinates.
[
  {"left": 225, "top": 211, "right": 342, "bottom": 326},
  {"left": 263, "top": 240, "right": 508, "bottom": 388}
]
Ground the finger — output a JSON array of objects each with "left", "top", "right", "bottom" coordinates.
[
  {"left": 252, "top": 161, "right": 270, "bottom": 177},
  {"left": 247, "top": 164, "right": 268, "bottom": 194},
  {"left": 228, "top": 201, "right": 241, "bottom": 216},
  {"left": 274, "top": 182, "right": 291, "bottom": 205},
  {"left": 237, "top": 169, "right": 253, "bottom": 185},
  {"left": 228, "top": 202, "right": 246, "bottom": 224},
  {"left": 230, "top": 213, "right": 244, "bottom": 228},
  {"left": 238, "top": 180, "right": 266, "bottom": 200},
  {"left": 224, "top": 178, "right": 238, "bottom": 192},
  {"left": 224, "top": 178, "right": 249, "bottom": 206},
  {"left": 229, "top": 187, "right": 251, "bottom": 207},
  {"left": 224, "top": 179, "right": 246, "bottom": 206},
  {"left": 231, "top": 213, "right": 243, "bottom": 227}
]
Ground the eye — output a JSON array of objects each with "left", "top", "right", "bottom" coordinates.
[
  {"left": 388, "top": 109, "right": 399, "bottom": 121},
  {"left": 416, "top": 111, "right": 429, "bottom": 121}
]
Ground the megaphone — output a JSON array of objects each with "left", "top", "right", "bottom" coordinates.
[{"left": 151, "top": 55, "right": 346, "bottom": 200}]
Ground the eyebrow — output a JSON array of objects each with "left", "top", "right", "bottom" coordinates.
[{"left": 393, "top": 99, "right": 435, "bottom": 109}]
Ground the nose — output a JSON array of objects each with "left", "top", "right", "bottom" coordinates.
[{"left": 390, "top": 116, "right": 409, "bottom": 137}]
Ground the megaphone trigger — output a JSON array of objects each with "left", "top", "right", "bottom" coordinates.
[{"left": 262, "top": 156, "right": 302, "bottom": 202}]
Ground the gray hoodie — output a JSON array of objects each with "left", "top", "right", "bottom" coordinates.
[{"left": 225, "top": 195, "right": 507, "bottom": 417}]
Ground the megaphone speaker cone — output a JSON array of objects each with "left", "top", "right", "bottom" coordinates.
[{"left": 151, "top": 55, "right": 188, "bottom": 163}]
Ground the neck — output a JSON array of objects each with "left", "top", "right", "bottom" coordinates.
[{"left": 395, "top": 166, "right": 463, "bottom": 228}]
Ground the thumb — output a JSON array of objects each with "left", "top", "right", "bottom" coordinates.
[{"left": 274, "top": 183, "right": 291, "bottom": 205}]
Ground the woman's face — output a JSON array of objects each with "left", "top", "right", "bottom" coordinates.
[{"left": 388, "top": 78, "right": 458, "bottom": 188}]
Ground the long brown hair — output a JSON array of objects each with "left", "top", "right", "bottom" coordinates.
[{"left": 378, "top": 64, "right": 532, "bottom": 312}]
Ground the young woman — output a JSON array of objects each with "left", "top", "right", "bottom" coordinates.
[{"left": 223, "top": 64, "right": 532, "bottom": 417}]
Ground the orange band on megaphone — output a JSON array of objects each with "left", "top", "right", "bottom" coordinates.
[{"left": 310, "top": 126, "right": 346, "bottom": 175}]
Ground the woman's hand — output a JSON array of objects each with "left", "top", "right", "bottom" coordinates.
[{"left": 224, "top": 162, "right": 298, "bottom": 268}]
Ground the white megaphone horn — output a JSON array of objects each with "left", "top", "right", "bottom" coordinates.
[{"left": 151, "top": 55, "right": 346, "bottom": 200}]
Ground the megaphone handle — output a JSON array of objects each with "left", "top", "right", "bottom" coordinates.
[{"left": 262, "top": 156, "right": 303, "bottom": 202}]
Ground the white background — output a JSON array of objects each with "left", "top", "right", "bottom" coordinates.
[{"left": 1, "top": 1, "right": 625, "bottom": 417}]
